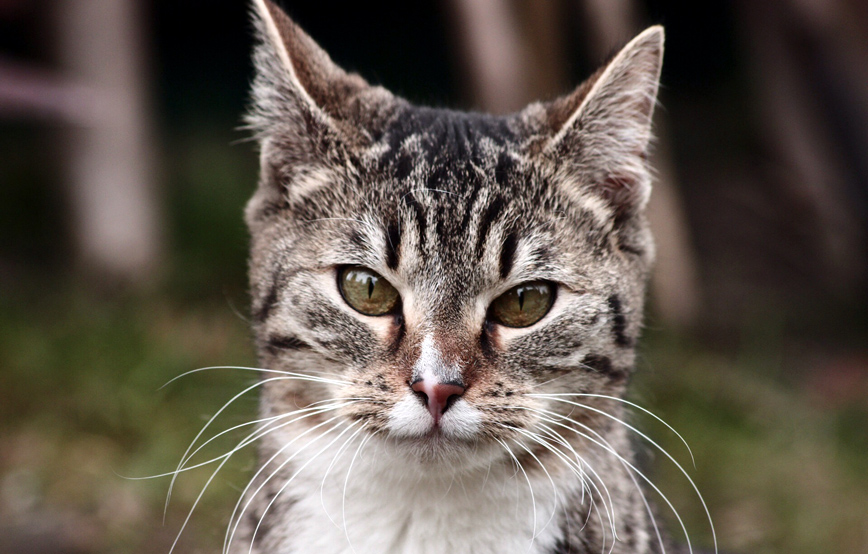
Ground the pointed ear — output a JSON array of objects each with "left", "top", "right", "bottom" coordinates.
[
  {"left": 247, "top": 0, "right": 398, "bottom": 153},
  {"left": 540, "top": 26, "right": 664, "bottom": 224}
]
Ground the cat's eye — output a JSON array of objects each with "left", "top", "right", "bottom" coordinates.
[
  {"left": 489, "top": 281, "right": 555, "bottom": 328},
  {"left": 338, "top": 266, "right": 400, "bottom": 316}
]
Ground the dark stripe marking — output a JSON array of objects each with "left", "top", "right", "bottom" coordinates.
[
  {"left": 403, "top": 195, "right": 427, "bottom": 250},
  {"left": 475, "top": 196, "right": 505, "bottom": 258},
  {"left": 457, "top": 174, "right": 484, "bottom": 235},
  {"left": 499, "top": 231, "right": 518, "bottom": 279},
  {"left": 581, "top": 354, "right": 627, "bottom": 380},
  {"left": 494, "top": 151, "right": 515, "bottom": 186},
  {"left": 385, "top": 222, "right": 401, "bottom": 270},
  {"left": 254, "top": 277, "right": 281, "bottom": 324},
  {"left": 264, "top": 335, "right": 312, "bottom": 355},
  {"left": 395, "top": 152, "right": 413, "bottom": 180},
  {"left": 349, "top": 229, "right": 366, "bottom": 250},
  {"left": 387, "top": 313, "right": 405, "bottom": 355},
  {"left": 618, "top": 242, "right": 644, "bottom": 256},
  {"left": 607, "top": 295, "right": 632, "bottom": 347}
]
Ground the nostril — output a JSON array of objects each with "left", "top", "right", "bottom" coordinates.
[
  {"left": 411, "top": 387, "right": 428, "bottom": 404},
  {"left": 410, "top": 379, "right": 466, "bottom": 423}
]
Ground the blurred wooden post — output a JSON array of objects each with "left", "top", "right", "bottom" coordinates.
[
  {"left": 737, "top": 0, "right": 868, "bottom": 299},
  {"left": 55, "top": 0, "right": 162, "bottom": 284},
  {"left": 444, "top": 0, "right": 530, "bottom": 114}
]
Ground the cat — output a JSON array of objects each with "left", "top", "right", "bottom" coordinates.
[{"left": 211, "top": 0, "right": 713, "bottom": 552}]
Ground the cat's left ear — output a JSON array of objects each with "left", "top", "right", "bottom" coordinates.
[
  {"left": 536, "top": 26, "right": 664, "bottom": 223},
  {"left": 247, "top": 0, "right": 398, "bottom": 154}
]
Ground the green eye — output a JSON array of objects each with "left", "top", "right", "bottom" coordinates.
[
  {"left": 490, "top": 281, "right": 555, "bottom": 328},
  {"left": 338, "top": 266, "right": 400, "bottom": 316}
]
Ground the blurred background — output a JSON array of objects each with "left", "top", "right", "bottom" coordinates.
[{"left": 1, "top": 0, "right": 867, "bottom": 552}]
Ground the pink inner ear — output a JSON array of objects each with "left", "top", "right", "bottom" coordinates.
[{"left": 599, "top": 174, "right": 641, "bottom": 222}]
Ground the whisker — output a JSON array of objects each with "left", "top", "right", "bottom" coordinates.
[
  {"left": 536, "top": 416, "right": 666, "bottom": 554},
  {"left": 224, "top": 413, "right": 349, "bottom": 553},
  {"left": 248, "top": 420, "right": 362, "bottom": 552},
  {"left": 494, "top": 437, "right": 538, "bottom": 553},
  {"left": 342, "top": 427, "right": 376, "bottom": 554},
  {"left": 496, "top": 428, "right": 561, "bottom": 540},
  {"left": 535, "top": 428, "right": 614, "bottom": 545},
  {"left": 168, "top": 402, "right": 355, "bottom": 554},
  {"left": 528, "top": 392, "right": 695, "bottom": 466},
  {"left": 176, "top": 400, "right": 359, "bottom": 478},
  {"left": 126, "top": 411, "right": 295, "bottom": 480},
  {"left": 166, "top": 405, "right": 343, "bottom": 554},
  {"left": 531, "top": 396, "right": 715, "bottom": 553},
  {"left": 165, "top": 376, "right": 288, "bottom": 522},
  {"left": 161, "top": 365, "right": 351, "bottom": 389},
  {"left": 495, "top": 409, "right": 615, "bottom": 541},
  {"left": 320, "top": 423, "right": 370, "bottom": 528},
  {"left": 518, "top": 406, "right": 697, "bottom": 554},
  {"left": 506, "top": 424, "right": 617, "bottom": 549}
]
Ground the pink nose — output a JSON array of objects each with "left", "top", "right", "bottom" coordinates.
[{"left": 410, "top": 380, "right": 466, "bottom": 424}]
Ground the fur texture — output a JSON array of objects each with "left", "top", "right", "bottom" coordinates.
[{"left": 222, "top": 1, "right": 696, "bottom": 552}]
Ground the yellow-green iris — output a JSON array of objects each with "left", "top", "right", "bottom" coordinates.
[
  {"left": 339, "top": 266, "right": 400, "bottom": 316},
  {"left": 490, "top": 282, "right": 554, "bottom": 327}
]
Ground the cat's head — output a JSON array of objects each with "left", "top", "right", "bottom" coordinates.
[{"left": 246, "top": 0, "right": 663, "bottom": 466}]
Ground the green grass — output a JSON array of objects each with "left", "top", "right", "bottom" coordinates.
[
  {"left": 633, "top": 331, "right": 868, "bottom": 554},
  {"left": 0, "top": 286, "right": 257, "bottom": 553}
]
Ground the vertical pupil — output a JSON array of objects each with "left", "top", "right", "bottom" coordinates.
[
  {"left": 517, "top": 288, "right": 525, "bottom": 311},
  {"left": 367, "top": 276, "right": 375, "bottom": 299}
]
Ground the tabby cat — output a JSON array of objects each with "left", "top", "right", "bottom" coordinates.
[{"left": 213, "top": 0, "right": 711, "bottom": 552}]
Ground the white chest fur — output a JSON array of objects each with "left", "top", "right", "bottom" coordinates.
[{"left": 241, "top": 435, "right": 572, "bottom": 554}]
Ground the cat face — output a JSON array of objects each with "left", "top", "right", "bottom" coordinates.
[{"left": 246, "top": 0, "right": 662, "bottom": 466}]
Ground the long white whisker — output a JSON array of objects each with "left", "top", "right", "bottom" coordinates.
[
  {"left": 496, "top": 427, "right": 564, "bottom": 541},
  {"left": 533, "top": 396, "right": 715, "bottom": 553},
  {"left": 528, "top": 392, "right": 695, "bottom": 466},
  {"left": 520, "top": 406, "right": 697, "bottom": 554},
  {"left": 168, "top": 402, "right": 353, "bottom": 554},
  {"left": 507, "top": 424, "right": 617, "bottom": 549},
  {"left": 537, "top": 413, "right": 665, "bottom": 554},
  {"left": 545, "top": 420, "right": 659, "bottom": 553},
  {"left": 167, "top": 405, "right": 348, "bottom": 554},
  {"left": 165, "top": 376, "right": 287, "bottom": 521},
  {"left": 224, "top": 412, "right": 351, "bottom": 554},
  {"left": 176, "top": 400, "right": 358, "bottom": 478},
  {"left": 161, "top": 365, "right": 350, "bottom": 389},
  {"left": 320, "top": 423, "right": 369, "bottom": 528},
  {"left": 248, "top": 420, "right": 361, "bottom": 552},
  {"left": 127, "top": 410, "right": 295, "bottom": 481},
  {"left": 494, "top": 437, "right": 538, "bottom": 553},
  {"left": 342, "top": 427, "right": 375, "bottom": 554},
  {"left": 532, "top": 423, "right": 589, "bottom": 504}
]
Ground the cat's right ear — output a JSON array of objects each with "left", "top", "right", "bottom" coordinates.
[
  {"left": 531, "top": 27, "right": 664, "bottom": 229},
  {"left": 247, "top": 0, "right": 398, "bottom": 200}
]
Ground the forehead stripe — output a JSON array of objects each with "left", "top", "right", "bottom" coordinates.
[
  {"left": 402, "top": 194, "right": 427, "bottom": 251},
  {"left": 499, "top": 231, "right": 518, "bottom": 279},
  {"left": 474, "top": 196, "right": 505, "bottom": 259},
  {"left": 385, "top": 221, "right": 401, "bottom": 270}
]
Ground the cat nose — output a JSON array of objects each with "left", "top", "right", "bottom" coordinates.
[{"left": 410, "top": 379, "right": 466, "bottom": 424}]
